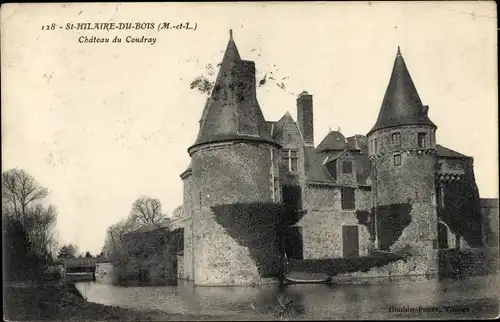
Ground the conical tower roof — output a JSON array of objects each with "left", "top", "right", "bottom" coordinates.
[
  {"left": 368, "top": 47, "right": 436, "bottom": 135},
  {"left": 189, "top": 30, "right": 275, "bottom": 153}
]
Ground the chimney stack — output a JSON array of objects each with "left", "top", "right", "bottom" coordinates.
[{"left": 297, "top": 91, "right": 314, "bottom": 146}]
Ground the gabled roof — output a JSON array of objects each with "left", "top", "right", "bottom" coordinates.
[
  {"left": 369, "top": 47, "right": 436, "bottom": 135},
  {"left": 272, "top": 112, "right": 296, "bottom": 141},
  {"left": 316, "top": 131, "right": 347, "bottom": 153},
  {"left": 436, "top": 144, "right": 470, "bottom": 159},
  {"left": 189, "top": 30, "right": 275, "bottom": 152}
]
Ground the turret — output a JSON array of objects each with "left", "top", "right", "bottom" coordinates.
[
  {"left": 368, "top": 47, "right": 438, "bottom": 276},
  {"left": 189, "top": 30, "right": 273, "bottom": 153},
  {"left": 188, "top": 31, "right": 281, "bottom": 286}
]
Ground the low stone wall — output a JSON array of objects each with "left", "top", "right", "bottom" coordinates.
[
  {"left": 95, "top": 262, "right": 116, "bottom": 284},
  {"left": 330, "top": 253, "right": 438, "bottom": 284},
  {"left": 118, "top": 226, "right": 183, "bottom": 285}
]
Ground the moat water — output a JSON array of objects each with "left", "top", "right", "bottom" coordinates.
[{"left": 76, "top": 275, "right": 499, "bottom": 320}]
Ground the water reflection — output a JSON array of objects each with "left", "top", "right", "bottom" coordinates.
[{"left": 76, "top": 275, "right": 498, "bottom": 319}]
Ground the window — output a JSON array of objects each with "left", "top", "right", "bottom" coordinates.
[
  {"left": 342, "top": 161, "right": 352, "bottom": 174},
  {"left": 394, "top": 154, "right": 401, "bottom": 166},
  {"left": 392, "top": 132, "right": 401, "bottom": 144},
  {"left": 418, "top": 133, "right": 426, "bottom": 148},
  {"left": 341, "top": 187, "right": 355, "bottom": 210},
  {"left": 282, "top": 149, "right": 299, "bottom": 172},
  {"left": 373, "top": 138, "right": 378, "bottom": 153}
]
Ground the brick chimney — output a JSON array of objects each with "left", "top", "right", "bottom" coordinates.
[{"left": 297, "top": 91, "right": 314, "bottom": 146}]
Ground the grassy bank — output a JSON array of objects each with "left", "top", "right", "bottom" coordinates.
[{"left": 3, "top": 282, "right": 237, "bottom": 321}]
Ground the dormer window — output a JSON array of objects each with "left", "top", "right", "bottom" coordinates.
[
  {"left": 392, "top": 132, "right": 401, "bottom": 144},
  {"left": 418, "top": 133, "right": 426, "bottom": 148},
  {"left": 282, "top": 149, "right": 299, "bottom": 172},
  {"left": 342, "top": 161, "right": 352, "bottom": 174}
]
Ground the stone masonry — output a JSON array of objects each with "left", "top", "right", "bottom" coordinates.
[{"left": 170, "top": 32, "right": 492, "bottom": 285}]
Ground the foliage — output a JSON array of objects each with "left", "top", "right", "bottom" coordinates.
[
  {"left": 113, "top": 226, "right": 181, "bottom": 283},
  {"left": 103, "top": 196, "right": 168, "bottom": 264},
  {"left": 172, "top": 205, "right": 185, "bottom": 219},
  {"left": 3, "top": 216, "right": 49, "bottom": 281},
  {"left": 102, "top": 214, "right": 141, "bottom": 262},
  {"left": 2, "top": 168, "right": 49, "bottom": 216},
  {"left": 58, "top": 244, "right": 78, "bottom": 259},
  {"left": 189, "top": 60, "right": 293, "bottom": 97},
  {"left": 211, "top": 202, "right": 304, "bottom": 279},
  {"left": 189, "top": 76, "right": 213, "bottom": 95},
  {"left": 130, "top": 196, "right": 166, "bottom": 226},
  {"left": 84, "top": 251, "right": 93, "bottom": 258},
  {"left": 373, "top": 203, "right": 413, "bottom": 251},
  {"left": 271, "top": 293, "right": 304, "bottom": 319},
  {"left": 439, "top": 161, "right": 483, "bottom": 247},
  {"left": 2, "top": 168, "right": 58, "bottom": 259}
]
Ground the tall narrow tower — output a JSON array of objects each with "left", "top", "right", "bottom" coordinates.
[
  {"left": 367, "top": 47, "right": 438, "bottom": 276},
  {"left": 188, "top": 31, "right": 281, "bottom": 286}
]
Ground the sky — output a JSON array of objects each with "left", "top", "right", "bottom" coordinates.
[{"left": 1, "top": 2, "right": 497, "bottom": 254}]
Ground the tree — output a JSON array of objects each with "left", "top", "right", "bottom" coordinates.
[
  {"left": 102, "top": 215, "right": 140, "bottom": 262},
  {"left": 84, "top": 251, "right": 93, "bottom": 258},
  {"left": 172, "top": 205, "right": 185, "bottom": 219},
  {"left": 130, "top": 197, "right": 166, "bottom": 226},
  {"left": 57, "top": 244, "right": 78, "bottom": 259},
  {"left": 2, "top": 168, "right": 49, "bottom": 218},
  {"left": 3, "top": 216, "right": 47, "bottom": 281},
  {"left": 2, "top": 169, "right": 58, "bottom": 259},
  {"left": 23, "top": 204, "right": 57, "bottom": 257}
]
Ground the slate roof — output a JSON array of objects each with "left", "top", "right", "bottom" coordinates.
[
  {"left": 272, "top": 112, "right": 295, "bottom": 142},
  {"left": 189, "top": 30, "right": 275, "bottom": 151},
  {"left": 436, "top": 144, "right": 470, "bottom": 159},
  {"left": 369, "top": 47, "right": 436, "bottom": 135},
  {"left": 316, "top": 131, "right": 347, "bottom": 153},
  {"left": 322, "top": 151, "right": 345, "bottom": 164},
  {"left": 304, "top": 146, "right": 335, "bottom": 184}
]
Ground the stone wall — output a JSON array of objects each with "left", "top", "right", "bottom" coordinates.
[
  {"left": 191, "top": 141, "right": 282, "bottom": 286},
  {"left": 330, "top": 254, "right": 437, "bottom": 284},
  {"left": 300, "top": 184, "right": 372, "bottom": 259},
  {"left": 95, "top": 263, "right": 117, "bottom": 284},
  {"left": 335, "top": 151, "right": 358, "bottom": 186},
  {"left": 368, "top": 125, "right": 438, "bottom": 275},
  {"left": 182, "top": 217, "right": 194, "bottom": 281},
  {"left": 481, "top": 199, "right": 499, "bottom": 247}
]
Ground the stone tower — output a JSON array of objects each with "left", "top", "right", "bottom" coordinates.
[
  {"left": 367, "top": 47, "right": 438, "bottom": 276},
  {"left": 187, "top": 31, "right": 281, "bottom": 286}
]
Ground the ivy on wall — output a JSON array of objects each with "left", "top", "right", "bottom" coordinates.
[
  {"left": 439, "top": 163, "right": 483, "bottom": 248},
  {"left": 212, "top": 202, "right": 304, "bottom": 278},
  {"left": 115, "top": 226, "right": 184, "bottom": 284},
  {"left": 373, "top": 203, "right": 413, "bottom": 251}
]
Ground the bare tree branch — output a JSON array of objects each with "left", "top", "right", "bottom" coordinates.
[{"left": 130, "top": 196, "right": 165, "bottom": 226}]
